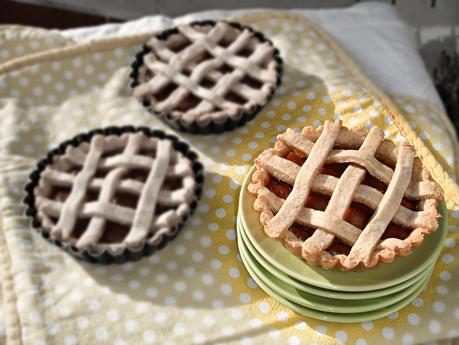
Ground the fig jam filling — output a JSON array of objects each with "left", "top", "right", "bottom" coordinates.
[{"left": 267, "top": 149, "right": 417, "bottom": 255}]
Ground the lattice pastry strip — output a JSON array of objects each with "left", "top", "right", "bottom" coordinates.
[
  {"left": 265, "top": 121, "right": 342, "bottom": 239},
  {"left": 255, "top": 187, "right": 362, "bottom": 244},
  {"left": 34, "top": 132, "right": 197, "bottom": 253},
  {"left": 133, "top": 21, "right": 280, "bottom": 125},
  {"left": 345, "top": 143, "right": 415, "bottom": 268},
  {"left": 255, "top": 153, "right": 437, "bottom": 231},
  {"left": 302, "top": 126, "right": 384, "bottom": 261},
  {"left": 276, "top": 129, "right": 439, "bottom": 199},
  {"left": 249, "top": 120, "right": 443, "bottom": 270},
  {"left": 150, "top": 32, "right": 263, "bottom": 101}
]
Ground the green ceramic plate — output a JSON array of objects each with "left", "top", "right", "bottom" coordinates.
[
  {"left": 239, "top": 166, "right": 448, "bottom": 291},
  {"left": 238, "top": 232, "right": 433, "bottom": 323},
  {"left": 237, "top": 218, "right": 431, "bottom": 300},
  {"left": 238, "top": 224, "right": 433, "bottom": 313}
]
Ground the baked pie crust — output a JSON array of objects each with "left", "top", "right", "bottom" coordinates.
[
  {"left": 130, "top": 20, "right": 282, "bottom": 134},
  {"left": 248, "top": 120, "right": 443, "bottom": 271},
  {"left": 25, "top": 127, "right": 203, "bottom": 261}
]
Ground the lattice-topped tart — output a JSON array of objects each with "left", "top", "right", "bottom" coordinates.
[
  {"left": 24, "top": 127, "right": 203, "bottom": 263},
  {"left": 248, "top": 120, "right": 443, "bottom": 271},
  {"left": 130, "top": 20, "right": 282, "bottom": 134}
]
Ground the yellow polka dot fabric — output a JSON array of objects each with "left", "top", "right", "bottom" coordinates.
[{"left": 0, "top": 11, "right": 458, "bottom": 345}]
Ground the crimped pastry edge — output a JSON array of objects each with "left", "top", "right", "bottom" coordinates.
[
  {"left": 248, "top": 124, "right": 443, "bottom": 271},
  {"left": 23, "top": 126, "right": 204, "bottom": 264}
]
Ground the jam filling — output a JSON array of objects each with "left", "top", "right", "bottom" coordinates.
[
  {"left": 237, "top": 47, "right": 254, "bottom": 57},
  {"left": 268, "top": 149, "right": 417, "bottom": 255},
  {"left": 200, "top": 78, "right": 216, "bottom": 89},
  {"left": 155, "top": 83, "right": 178, "bottom": 102},
  {"left": 240, "top": 76, "right": 263, "bottom": 89},
  {"left": 170, "top": 37, "right": 192, "bottom": 53},
  {"left": 176, "top": 94, "right": 200, "bottom": 112},
  {"left": 224, "top": 91, "right": 246, "bottom": 105},
  {"left": 194, "top": 51, "right": 212, "bottom": 63}
]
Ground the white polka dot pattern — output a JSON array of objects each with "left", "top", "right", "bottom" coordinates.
[{"left": 0, "top": 13, "right": 457, "bottom": 345}]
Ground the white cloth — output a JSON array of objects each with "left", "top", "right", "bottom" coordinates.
[{"left": 60, "top": 2, "right": 444, "bottom": 110}]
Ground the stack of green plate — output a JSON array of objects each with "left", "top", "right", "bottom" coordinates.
[{"left": 237, "top": 167, "right": 448, "bottom": 323}]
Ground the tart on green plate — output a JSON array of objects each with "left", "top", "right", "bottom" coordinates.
[
  {"left": 240, "top": 164, "right": 447, "bottom": 291},
  {"left": 247, "top": 121, "right": 443, "bottom": 271}
]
